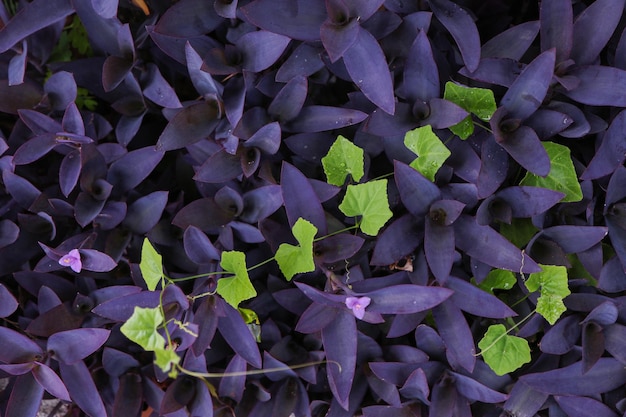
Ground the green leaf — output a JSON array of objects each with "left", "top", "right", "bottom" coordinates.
[
  {"left": 499, "top": 218, "right": 539, "bottom": 248},
  {"left": 154, "top": 348, "right": 180, "bottom": 377},
  {"left": 520, "top": 142, "right": 583, "bottom": 203},
  {"left": 140, "top": 238, "right": 163, "bottom": 291},
  {"left": 478, "top": 324, "right": 531, "bottom": 376},
  {"left": 321, "top": 135, "right": 365, "bottom": 186},
  {"left": 120, "top": 307, "right": 165, "bottom": 351},
  {"left": 275, "top": 218, "right": 317, "bottom": 281},
  {"left": 339, "top": 179, "right": 393, "bottom": 236},
  {"left": 404, "top": 125, "right": 451, "bottom": 181},
  {"left": 525, "top": 264, "right": 571, "bottom": 325},
  {"left": 476, "top": 269, "right": 516, "bottom": 294},
  {"left": 217, "top": 251, "right": 257, "bottom": 308},
  {"left": 444, "top": 82, "right": 497, "bottom": 139}
]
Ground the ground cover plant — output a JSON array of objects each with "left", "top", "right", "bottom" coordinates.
[{"left": 1, "top": 0, "right": 626, "bottom": 416}]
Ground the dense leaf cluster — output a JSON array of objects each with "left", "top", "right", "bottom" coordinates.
[{"left": 1, "top": 0, "right": 626, "bottom": 416}]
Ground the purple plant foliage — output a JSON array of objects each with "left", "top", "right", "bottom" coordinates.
[{"left": 1, "top": 1, "right": 626, "bottom": 416}]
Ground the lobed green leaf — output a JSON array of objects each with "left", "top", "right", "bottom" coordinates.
[
  {"left": 275, "top": 218, "right": 317, "bottom": 280},
  {"left": 479, "top": 324, "right": 531, "bottom": 376},
  {"left": 217, "top": 251, "right": 257, "bottom": 308},
  {"left": 339, "top": 179, "right": 392, "bottom": 236},
  {"left": 404, "top": 125, "right": 451, "bottom": 181},
  {"left": 140, "top": 238, "right": 163, "bottom": 291},
  {"left": 525, "top": 264, "right": 571, "bottom": 325},
  {"left": 476, "top": 269, "right": 516, "bottom": 294},
  {"left": 444, "top": 81, "right": 497, "bottom": 139},
  {"left": 321, "top": 135, "right": 365, "bottom": 186},
  {"left": 120, "top": 306, "right": 165, "bottom": 351}
]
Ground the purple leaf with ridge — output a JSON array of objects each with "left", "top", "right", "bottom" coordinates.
[
  {"left": 314, "top": 234, "right": 364, "bottom": 264},
  {"left": 143, "top": 64, "right": 181, "bottom": 108},
  {"left": 281, "top": 162, "right": 326, "bottom": 234},
  {"left": 268, "top": 77, "right": 308, "bottom": 123},
  {"left": 481, "top": 21, "right": 540, "bottom": 60},
  {"left": 8, "top": 40, "right": 26, "bottom": 86},
  {"left": 539, "top": 225, "right": 608, "bottom": 253},
  {"left": 245, "top": 122, "right": 282, "bottom": 154},
  {"left": 78, "top": 249, "right": 117, "bottom": 272},
  {"left": 240, "top": 185, "right": 283, "bottom": 223},
  {"left": 112, "top": 374, "right": 143, "bottom": 417},
  {"left": 18, "top": 109, "right": 62, "bottom": 134},
  {"left": 237, "top": 30, "right": 291, "bottom": 72},
  {"left": 343, "top": 26, "right": 395, "bottom": 115},
  {"left": 107, "top": 146, "right": 164, "bottom": 193},
  {"left": 524, "top": 109, "right": 573, "bottom": 139},
  {"left": 370, "top": 214, "right": 423, "bottom": 266},
  {"left": 399, "top": 368, "right": 430, "bottom": 404},
  {"left": 428, "top": 0, "right": 480, "bottom": 72},
  {"left": 570, "top": 0, "right": 625, "bottom": 66},
  {"left": 241, "top": 0, "right": 326, "bottom": 41},
  {"left": 0, "top": 326, "right": 43, "bottom": 363},
  {"left": 501, "top": 49, "right": 555, "bottom": 121},
  {"left": 194, "top": 149, "right": 242, "bottom": 183},
  {"left": 444, "top": 276, "right": 517, "bottom": 318},
  {"left": 215, "top": 0, "right": 237, "bottom": 18},
  {"left": 285, "top": 105, "right": 368, "bottom": 133},
  {"left": 540, "top": 0, "right": 572, "bottom": 62},
  {"left": 492, "top": 122, "right": 550, "bottom": 177},
  {"left": 32, "top": 362, "right": 70, "bottom": 401},
  {"left": 59, "top": 150, "right": 81, "bottom": 197},
  {"left": 563, "top": 66, "right": 626, "bottom": 106},
  {"left": 295, "top": 303, "right": 339, "bottom": 334},
  {"left": 503, "top": 381, "right": 549, "bottom": 417},
  {"left": 582, "top": 109, "right": 626, "bottom": 179},
  {"left": 598, "top": 257, "right": 626, "bottom": 293},
  {"left": 546, "top": 101, "right": 589, "bottom": 137},
  {"left": 403, "top": 30, "right": 439, "bottom": 102},
  {"left": 123, "top": 191, "right": 168, "bottom": 234},
  {"left": 0, "top": 283, "right": 18, "bottom": 317},
  {"left": 44, "top": 71, "right": 77, "bottom": 112},
  {"left": 322, "top": 310, "right": 357, "bottom": 410},
  {"left": 424, "top": 218, "right": 455, "bottom": 281},
  {"left": 459, "top": 58, "right": 522, "bottom": 87},
  {"left": 5, "top": 373, "right": 44, "bottom": 417},
  {"left": 91, "top": 0, "right": 118, "bottom": 18},
  {"left": 477, "top": 135, "right": 509, "bottom": 199},
  {"left": 450, "top": 372, "right": 509, "bottom": 403},
  {"left": 519, "top": 358, "right": 626, "bottom": 395},
  {"left": 184, "top": 226, "right": 220, "bottom": 264},
  {"left": 156, "top": 101, "right": 222, "bottom": 151},
  {"left": 555, "top": 396, "right": 619, "bottom": 417},
  {"left": 540, "top": 314, "right": 580, "bottom": 354},
  {"left": 48, "top": 329, "right": 110, "bottom": 365},
  {"left": 496, "top": 186, "right": 565, "bottom": 218},
  {"left": 605, "top": 324, "right": 626, "bottom": 365},
  {"left": 366, "top": 285, "right": 453, "bottom": 314},
  {"left": 429, "top": 372, "right": 457, "bottom": 417},
  {"left": 276, "top": 43, "right": 325, "bottom": 82},
  {"left": 0, "top": 80, "right": 43, "bottom": 114},
  {"left": 394, "top": 160, "right": 441, "bottom": 218},
  {"left": 172, "top": 198, "right": 234, "bottom": 232},
  {"left": 454, "top": 215, "right": 541, "bottom": 273},
  {"left": 321, "top": 13, "right": 359, "bottom": 63},
  {"left": 3, "top": 171, "right": 42, "bottom": 210},
  {"left": 59, "top": 361, "right": 107, "bottom": 417},
  {"left": 219, "top": 354, "right": 247, "bottom": 402},
  {"left": 154, "top": 0, "right": 222, "bottom": 37},
  {"left": 147, "top": 26, "right": 218, "bottom": 65},
  {"left": 92, "top": 291, "right": 161, "bottom": 321},
  {"left": 218, "top": 302, "right": 262, "bottom": 368},
  {"left": 0, "top": 0, "right": 74, "bottom": 53},
  {"left": 433, "top": 300, "right": 476, "bottom": 372}
]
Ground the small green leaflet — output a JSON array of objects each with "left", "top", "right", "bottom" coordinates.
[
  {"left": 275, "top": 218, "right": 317, "bottom": 281},
  {"left": 477, "top": 269, "right": 516, "bottom": 294},
  {"left": 339, "top": 179, "right": 392, "bottom": 236},
  {"left": 478, "top": 324, "right": 531, "bottom": 376},
  {"left": 321, "top": 135, "right": 365, "bottom": 186},
  {"left": 120, "top": 306, "right": 165, "bottom": 351},
  {"left": 525, "top": 264, "right": 571, "bottom": 325},
  {"left": 520, "top": 142, "right": 583, "bottom": 203},
  {"left": 140, "top": 238, "right": 163, "bottom": 291},
  {"left": 217, "top": 251, "right": 257, "bottom": 308},
  {"left": 443, "top": 81, "right": 497, "bottom": 139},
  {"left": 155, "top": 348, "right": 180, "bottom": 377},
  {"left": 404, "top": 125, "right": 451, "bottom": 181}
]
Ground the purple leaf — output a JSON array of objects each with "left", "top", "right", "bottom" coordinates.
[
  {"left": 314, "top": 233, "right": 364, "bottom": 264},
  {"left": 423, "top": 98, "right": 470, "bottom": 129},
  {"left": 218, "top": 302, "right": 262, "bottom": 368},
  {"left": 0, "top": 0, "right": 74, "bottom": 53},
  {"left": 281, "top": 162, "right": 326, "bottom": 234},
  {"left": 540, "top": 314, "right": 580, "bottom": 354},
  {"left": 322, "top": 310, "right": 357, "bottom": 410},
  {"left": 155, "top": 0, "right": 222, "bottom": 37},
  {"left": 295, "top": 303, "right": 339, "bottom": 334},
  {"left": 0, "top": 219, "right": 19, "bottom": 250},
  {"left": 215, "top": 0, "right": 237, "bottom": 18},
  {"left": 218, "top": 354, "right": 247, "bottom": 402},
  {"left": 570, "top": 0, "right": 625, "bottom": 66},
  {"left": 92, "top": 291, "right": 161, "bottom": 321},
  {"left": 540, "top": 0, "right": 572, "bottom": 63},
  {"left": 454, "top": 215, "right": 541, "bottom": 273},
  {"left": 494, "top": 124, "right": 550, "bottom": 177},
  {"left": 276, "top": 43, "right": 325, "bottom": 82},
  {"left": 0, "top": 283, "right": 18, "bottom": 317},
  {"left": 399, "top": 368, "right": 430, "bottom": 404},
  {"left": 8, "top": 40, "right": 27, "bottom": 86},
  {"left": 433, "top": 300, "right": 476, "bottom": 372},
  {"left": 3, "top": 171, "right": 42, "bottom": 210},
  {"left": 79, "top": 249, "right": 117, "bottom": 272},
  {"left": 0, "top": 79, "right": 43, "bottom": 114},
  {"left": 107, "top": 146, "right": 164, "bottom": 193},
  {"left": 112, "top": 374, "right": 143, "bottom": 417},
  {"left": 371, "top": 214, "right": 423, "bottom": 266},
  {"left": 185, "top": 42, "right": 222, "bottom": 98},
  {"left": 241, "top": 0, "right": 326, "bottom": 41},
  {"left": 268, "top": 78, "right": 307, "bottom": 123},
  {"left": 524, "top": 108, "right": 574, "bottom": 139},
  {"left": 143, "top": 64, "right": 181, "bottom": 108},
  {"left": 245, "top": 122, "right": 282, "bottom": 154},
  {"left": 443, "top": 276, "right": 517, "bottom": 318},
  {"left": 123, "top": 191, "right": 168, "bottom": 234},
  {"left": 581, "top": 109, "right": 626, "bottom": 179},
  {"left": 59, "top": 361, "right": 107, "bottom": 417},
  {"left": 184, "top": 226, "right": 220, "bottom": 264},
  {"left": 477, "top": 135, "right": 509, "bottom": 199},
  {"left": 501, "top": 49, "right": 555, "bottom": 121},
  {"left": 366, "top": 285, "right": 453, "bottom": 314},
  {"left": 240, "top": 185, "right": 283, "bottom": 224},
  {"left": 605, "top": 324, "right": 626, "bottom": 365},
  {"left": 539, "top": 225, "right": 608, "bottom": 253},
  {"left": 44, "top": 71, "right": 78, "bottom": 112},
  {"left": 91, "top": 0, "right": 118, "bottom": 18},
  {"left": 321, "top": 13, "right": 359, "bottom": 63},
  {"left": 403, "top": 30, "right": 439, "bottom": 102},
  {"left": 394, "top": 160, "right": 441, "bottom": 217},
  {"left": 428, "top": 0, "right": 480, "bottom": 72},
  {"left": 496, "top": 186, "right": 565, "bottom": 218},
  {"left": 555, "top": 395, "right": 619, "bottom": 417},
  {"left": 598, "top": 256, "right": 626, "bottom": 293},
  {"left": 32, "top": 362, "right": 71, "bottom": 401},
  {"left": 285, "top": 105, "right": 367, "bottom": 133},
  {"left": 460, "top": 58, "right": 523, "bottom": 88},
  {"left": 237, "top": 30, "right": 291, "bottom": 72},
  {"left": 343, "top": 26, "right": 395, "bottom": 115},
  {"left": 519, "top": 358, "right": 626, "bottom": 395},
  {"left": 194, "top": 149, "right": 242, "bottom": 183},
  {"left": 172, "top": 198, "right": 234, "bottom": 232},
  {"left": 563, "top": 65, "right": 626, "bottom": 107},
  {"left": 503, "top": 381, "right": 549, "bottom": 417},
  {"left": 450, "top": 372, "right": 509, "bottom": 403},
  {"left": 5, "top": 373, "right": 44, "bottom": 417},
  {"left": 424, "top": 219, "right": 455, "bottom": 281},
  {"left": 156, "top": 101, "right": 221, "bottom": 151},
  {"left": 0, "top": 326, "right": 43, "bottom": 363},
  {"left": 481, "top": 21, "right": 540, "bottom": 60},
  {"left": 48, "top": 329, "right": 110, "bottom": 365}
]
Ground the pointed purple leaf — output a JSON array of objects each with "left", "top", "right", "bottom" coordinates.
[
  {"left": 237, "top": 30, "right": 291, "bottom": 72},
  {"left": 0, "top": 283, "right": 18, "bottom": 317},
  {"left": 321, "top": 16, "right": 359, "bottom": 63},
  {"left": 503, "top": 381, "right": 549, "bottom": 417},
  {"left": 143, "top": 64, "right": 182, "bottom": 108},
  {"left": 451, "top": 372, "right": 509, "bottom": 403},
  {"left": 571, "top": 0, "right": 625, "bottom": 66},
  {"left": 540, "top": 0, "right": 573, "bottom": 62},
  {"left": 454, "top": 215, "right": 541, "bottom": 273},
  {"left": 501, "top": 49, "right": 555, "bottom": 120},
  {"left": 399, "top": 368, "right": 430, "bottom": 404},
  {"left": 295, "top": 303, "right": 339, "bottom": 334},
  {"left": 433, "top": 300, "right": 476, "bottom": 372},
  {"left": 428, "top": 0, "right": 480, "bottom": 72},
  {"left": 92, "top": 291, "right": 161, "bottom": 321},
  {"left": 0, "top": 79, "right": 43, "bottom": 114},
  {"left": 0, "top": 0, "right": 74, "bottom": 53},
  {"left": 184, "top": 226, "right": 220, "bottom": 264},
  {"left": 107, "top": 146, "right": 164, "bottom": 193},
  {"left": 598, "top": 256, "right": 626, "bottom": 293},
  {"left": 366, "top": 284, "right": 453, "bottom": 314},
  {"left": 8, "top": 40, "right": 26, "bottom": 86},
  {"left": 371, "top": 214, "right": 423, "bottom": 266},
  {"left": 0, "top": 326, "right": 43, "bottom": 363},
  {"left": 276, "top": 43, "right": 325, "bottom": 82},
  {"left": 520, "top": 358, "right": 626, "bottom": 395},
  {"left": 32, "top": 363, "right": 71, "bottom": 401},
  {"left": 403, "top": 29, "right": 439, "bottom": 102},
  {"left": 112, "top": 373, "right": 143, "bottom": 417},
  {"left": 459, "top": 58, "right": 522, "bottom": 88},
  {"left": 322, "top": 310, "right": 357, "bottom": 410},
  {"left": 240, "top": 185, "right": 283, "bottom": 224},
  {"left": 154, "top": 0, "right": 222, "bottom": 37},
  {"left": 482, "top": 21, "right": 540, "bottom": 60},
  {"left": 185, "top": 42, "right": 222, "bottom": 99},
  {"left": 477, "top": 135, "right": 509, "bottom": 198},
  {"left": 394, "top": 160, "right": 441, "bottom": 217},
  {"left": 285, "top": 105, "right": 368, "bottom": 133},
  {"left": 496, "top": 125, "right": 550, "bottom": 177},
  {"left": 314, "top": 233, "right": 364, "bottom": 264},
  {"left": 218, "top": 354, "right": 247, "bottom": 402},
  {"left": 48, "top": 328, "right": 111, "bottom": 365},
  {"left": 556, "top": 395, "right": 619, "bottom": 417},
  {"left": 268, "top": 77, "right": 308, "bottom": 123},
  {"left": 194, "top": 149, "right": 242, "bottom": 183},
  {"left": 343, "top": 26, "right": 395, "bottom": 115},
  {"left": 582, "top": 109, "right": 626, "bottom": 179},
  {"left": 540, "top": 225, "right": 608, "bottom": 253},
  {"left": 218, "top": 302, "right": 262, "bottom": 368},
  {"left": 540, "top": 314, "right": 580, "bottom": 354},
  {"left": 525, "top": 108, "right": 573, "bottom": 139},
  {"left": 156, "top": 101, "right": 221, "bottom": 151},
  {"left": 497, "top": 186, "right": 564, "bottom": 218},
  {"left": 563, "top": 65, "right": 626, "bottom": 106},
  {"left": 91, "top": 0, "right": 118, "bottom": 18},
  {"left": 241, "top": 0, "right": 326, "bottom": 41},
  {"left": 3, "top": 171, "right": 41, "bottom": 210},
  {"left": 605, "top": 324, "right": 626, "bottom": 365},
  {"left": 444, "top": 276, "right": 517, "bottom": 318},
  {"left": 172, "top": 198, "right": 234, "bottom": 232},
  {"left": 245, "top": 122, "right": 281, "bottom": 155},
  {"left": 44, "top": 71, "right": 77, "bottom": 112},
  {"left": 424, "top": 219, "right": 455, "bottom": 281},
  {"left": 123, "top": 191, "right": 168, "bottom": 234},
  {"left": 281, "top": 162, "right": 327, "bottom": 234},
  {"left": 79, "top": 249, "right": 117, "bottom": 272},
  {"left": 59, "top": 361, "right": 107, "bottom": 417},
  {"left": 0, "top": 220, "right": 19, "bottom": 250},
  {"left": 5, "top": 373, "right": 44, "bottom": 417}
]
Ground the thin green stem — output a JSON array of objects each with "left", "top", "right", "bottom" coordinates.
[
  {"left": 369, "top": 172, "right": 394, "bottom": 182},
  {"left": 176, "top": 360, "right": 341, "bottom": 379},
  {"left": 473, "top": 119, "right": 493, "bottom": 134},
  {"left": 247, "top": 256, "right": 276, "bottom": 271},
  {"left": 474, "top": 309, "right": 536, "bottom": 356},
  {"left": 169, "top": 270, "right": 231, "bottom": 283},
  {"left": 313, "top": 224, "right": 360, "bottom": 242}
]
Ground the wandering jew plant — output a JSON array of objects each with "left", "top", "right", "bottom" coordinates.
[{"left": 1, "top": 0, "right": 626, "bottom": 416}]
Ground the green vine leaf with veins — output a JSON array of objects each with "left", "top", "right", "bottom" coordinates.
[
  {"left": 275, "top": 218, "right": 317, "bottom": 281},
  {"left": 321, "top": 135, "right": 365, "bottom": 186},
  {"left": 217, "top": 251, "right": 257, "bottom": 308},
  {"left": 403, "top": 125, "right": 451, "bottom": 181},
  {"left": 339, "top": 179, "right": 392, "bottom": 236}
]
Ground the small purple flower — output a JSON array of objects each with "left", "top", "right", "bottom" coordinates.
[
  {"left": 58, "top": 249, "right": 82, "bottom": 273},
  {"left": 345, "top": 296, "right": 371, "bottom": 320}
]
